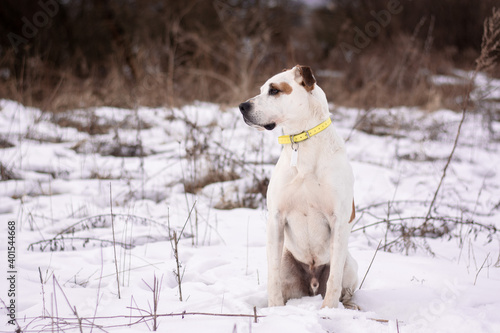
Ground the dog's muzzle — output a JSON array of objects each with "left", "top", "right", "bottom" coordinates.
[{"left": 239, "top": 102, "right": 276, "bottom": 130}]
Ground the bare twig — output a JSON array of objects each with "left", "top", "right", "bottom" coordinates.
[
  {"left": 28, "top": 237, "right": 135, "bottom": 251},
  {"left": 170, "top": 201, "right": 197, "bottom": 302},
  {"left": 53, "top": 277, "right": 84, "bottom": 333},
  {"left": 143, "top": 274, "right": 163, "bottom": 331},
  {"left": 130, "top": 295, "right": 151, "bottom": 331},
  {"left": 474, "top": 253, "right": 491, "bottom": 285},
  {"left": 172, "top": 231, "right": 183, "bottom": 302},
  {"left": 110, "top": 183, "right": 121, "bottom": 299},
  {"left": 357, "top": 199, "right": 495, "bottom": 217},
  {"left": 423, "top": 98, "right": 468, "bottom": 227},
  {"left": 38, "top": 311, "right": 266, "bottom": 322},
  {"left": 50, "top": 213, "right": 170, "bottom": 239},
  {"left": 384, "top": 176, "right": 400, "bottom": 251},
  {"left": 359, "top": 240, "right": 383, "bottom": 290},
  {"left": 90, "top": 248, "right": 104, "bottom": 333},
  {"left": 38, "top": 267, "right": 47, "bottom": 318},
  {"left": 345, "top": 108, "right": 374, "bottom": 142},
  {"left": 19, "top": 310, "right": 395, "bottom": 332},
  {"left": 52, "top": 274, "right": 61, "bottom": 332},
  {"left": 352, "top": 215, "right": 496, "bottom": 234},
  {"left": 424, "top": 7, "right": 500, "bottom": 229}
]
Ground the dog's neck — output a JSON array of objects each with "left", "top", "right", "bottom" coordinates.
[
  {"left": 278, "top": 88, "right": 344, "bottom": 170},
  {"left": 281, "top": 85, "right": 330, "bottom": 136}
]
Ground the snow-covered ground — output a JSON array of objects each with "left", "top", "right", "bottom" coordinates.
[{"left": 1, "top": 76, "right": 500, "bottom": 333}]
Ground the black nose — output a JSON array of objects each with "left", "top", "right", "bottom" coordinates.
[{"left": 239, "top": 102, "right": 251, "bottom": 115}]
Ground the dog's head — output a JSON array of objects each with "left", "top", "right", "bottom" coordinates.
[{"left": 239, "top": 65, "right": 325, "bottom": 131}]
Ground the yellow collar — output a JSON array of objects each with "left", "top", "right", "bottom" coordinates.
[{"left": 278, "top": 118, "right": 332, "bottom": 144}]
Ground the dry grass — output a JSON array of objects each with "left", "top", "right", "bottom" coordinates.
[
  {"left": 1, "top": 40, "right": 471, "bottom": 113},
  {"left": 183, "top": 169, "right": 240, "bottom": 195},
  {"left": 53, "top": 112, "right": 111, "bottom": 135},
  {"left": 1, "top": 1, "right": 497, "bottom": 112},
  {"left": 320, "top": 30, "right": 473, "bottom": 111},
  {"left": 213, "top": 176, "right": 269, "bottom": 210}
]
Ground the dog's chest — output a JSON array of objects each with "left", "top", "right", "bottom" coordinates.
[{"left": 277, "top": 174, "right": 335, "bottom": 265}]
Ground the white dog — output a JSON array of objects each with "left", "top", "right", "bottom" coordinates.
[{"left": 239, "top": 65, "right": 358, "bottom": 309}]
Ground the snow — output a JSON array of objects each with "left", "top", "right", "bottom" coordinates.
[{"left": 1, "top": 86, "right": 500, "bottom": 333}]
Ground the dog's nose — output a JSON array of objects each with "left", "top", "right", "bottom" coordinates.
[{"left": 239, "top": 102, "right": 251, "bottom": 115}]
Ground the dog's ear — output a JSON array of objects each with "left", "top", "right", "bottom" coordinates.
[{"left": 293, "top": 65, "right": 316, "bottom": 92}]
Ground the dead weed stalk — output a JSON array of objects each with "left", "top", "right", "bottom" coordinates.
[{"left": 424, "top": 7, "right": 500, "bottom": 232}]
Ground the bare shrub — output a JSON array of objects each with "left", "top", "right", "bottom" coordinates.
[
  {"left": 0, "top": 136, "right": 14, "bottom": 148},
  {"left": 184, "top": 168, "right": 240, "bottom": 195},
  {"left": 213, "top": 176, "right": 269, "bottom": 210},
  {"left": 0, "top": 162, "right": 19, "bottom": 180}
]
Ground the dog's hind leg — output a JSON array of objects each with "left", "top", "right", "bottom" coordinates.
[
  {"left": 322, "top": 217, "right": 351, "bottom": 309},
  {"left": 341, "top": 251, "right": 360, "bottom": 310}
]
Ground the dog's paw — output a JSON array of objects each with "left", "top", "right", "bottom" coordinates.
[
  {"left": 342, "top": 301, "right": 361, "bottom": 311},
  {"left": 321, "top": 299, "right": 339, "bottom": 309},
  {"left": 340, "top": 288, "right": 360, "bottom": 310},
  {"left": 268, "top": 295, "right": 285, "bottom": 307},
  {"left": 321, "top": 289, "right": 342, "bottom": 309},
  {"left": 268, "top": 300, "right": 285, "bottom": 307}
]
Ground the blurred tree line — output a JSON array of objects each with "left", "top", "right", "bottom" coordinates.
[{"left": 0, "top": 0, "right": 497, "bottom": 111}]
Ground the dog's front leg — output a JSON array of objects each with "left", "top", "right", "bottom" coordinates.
[
  {"left": 267, "top": 212, "right": 285, "bottom": 307},
  {"left": 321, "top": 220, "right": 350, "bottom": 309}
]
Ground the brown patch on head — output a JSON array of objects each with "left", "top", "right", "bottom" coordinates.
[
  {"left": 349, "top": 200, "right": 355, "bottom": 223},
  {"left": 293, "top": 65, "right": 316, "bottom": 92},
  {"left": 270, "top": 82, "right": 293, "bottom": 95}
]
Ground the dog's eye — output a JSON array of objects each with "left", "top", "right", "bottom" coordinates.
[{"left": 269, "top": 88, "right": 280, "bottom": 96}]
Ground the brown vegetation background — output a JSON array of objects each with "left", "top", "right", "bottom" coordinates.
[{"left": 0, "top": 0, "right": 498, "bottom": 111}]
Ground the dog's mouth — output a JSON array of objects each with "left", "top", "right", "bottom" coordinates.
[{"left": 243, "top": 117, "right": 276, "bottom": 131}]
